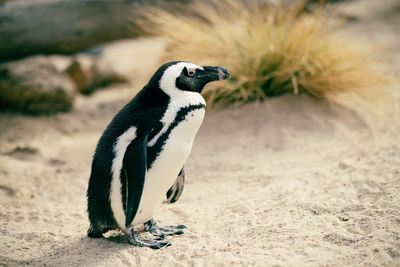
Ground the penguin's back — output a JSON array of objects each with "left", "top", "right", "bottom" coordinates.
[{"left": 87, "top": 87, "right": 169, "bottom": 228}]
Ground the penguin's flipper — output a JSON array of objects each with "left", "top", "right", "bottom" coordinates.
[
  {"left": 166, "top": 167, "right": 185, "bottom": 204},
  {"left": 123, "top": 132, "right": 149, "bottom": 227}
]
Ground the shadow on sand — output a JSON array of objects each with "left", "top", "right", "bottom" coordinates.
[{"left": 26, "top": 232, "right": 140, "bottom": 266}]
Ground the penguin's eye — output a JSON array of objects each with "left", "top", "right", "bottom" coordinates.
[{"left": 187, "top": 69, "right": 196, "bottom": 77}]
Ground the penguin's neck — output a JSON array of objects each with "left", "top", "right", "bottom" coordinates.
[
  {"left": 147, "top": 89, "right": 205, "bottom": 148},
  {"left": 157, "top": 79, "right": 206, "bottom": 109},
  {"left": 169, "top": 91, "right": 206, "bottom": 110}
]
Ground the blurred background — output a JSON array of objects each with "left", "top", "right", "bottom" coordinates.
[{"left": 1, "top": 0, "right": 399, "bottom": 266}]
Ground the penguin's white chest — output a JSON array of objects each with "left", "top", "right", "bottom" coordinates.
[{"left": 131, "top": 107, "right": 205, "bottom": 225}]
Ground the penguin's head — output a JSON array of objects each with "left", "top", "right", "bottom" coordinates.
[{"left": 155, "top": 61, "right": 230, "bottom": 96}]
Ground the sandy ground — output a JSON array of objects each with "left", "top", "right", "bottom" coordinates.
[{"left": 1, "top": 0, "right": 400, "bottom": 266}]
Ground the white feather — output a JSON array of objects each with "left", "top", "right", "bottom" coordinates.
[{"left": 110, "top": 126, "right": 137, "bottom": 229}]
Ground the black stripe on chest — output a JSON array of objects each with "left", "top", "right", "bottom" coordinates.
[{"left": 146, "top": 103, "right": 205, "bottom": 169}]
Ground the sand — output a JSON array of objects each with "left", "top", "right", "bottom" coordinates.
[{"left": 1, "top": 0, "right": 400, "bottom": 266}]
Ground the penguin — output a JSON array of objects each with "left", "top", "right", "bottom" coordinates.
[{"left": 86, "top": 61, "right": 230, "bottom": 249}]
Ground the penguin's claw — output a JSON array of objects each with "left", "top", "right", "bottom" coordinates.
[
  {"left": 150, "top": 227, "right": 184, "bottom": 237},
  {"left": 168, "top": 224, "right": 187, "bottom": 229},
  {"left": 126, "top": 228, "right": 170, "bottom": 249},
  {"left": 144, "top": 219, "right": 186, "bottom": 237}
]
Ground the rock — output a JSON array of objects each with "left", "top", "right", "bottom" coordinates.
[
  {"left": 67, "top": 38, "right": 167, "bottom": 94},
  {"left": 0, "top": 56, "right": 76, "bottom": 114},
  {"left": 47, "top": 55, "right": 74, "bottom": 73},
  {"left": 68, "top": 53, "right": 126, "bottom": 95},
  {"left": 66, "top": 55, "right": 97, "bottom": 94},
  {"left": 0, "top": 38, "right": 166, "bottom": 114},
  {"left": 92, "top": 38, "right": 166, "bottom": 79}
]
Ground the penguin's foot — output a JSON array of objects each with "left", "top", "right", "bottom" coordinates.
[
  {"left": 126, "top": 228, "right": 170, "bottom": 249},
  {"left": 87, "top": 224, "right": 109, "bottom": 238},
  {"left": 144, "top": 218, "right": 186, "bottom": 238}
]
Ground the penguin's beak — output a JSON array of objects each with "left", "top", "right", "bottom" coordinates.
[{"left": 201, "top": 66, "right": 230, "bottom": 83}]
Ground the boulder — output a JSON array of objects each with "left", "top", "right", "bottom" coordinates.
[{"left": 0, "top": 56, "right": 76, "bottom": 114}]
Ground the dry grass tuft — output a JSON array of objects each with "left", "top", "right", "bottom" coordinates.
[{"left": 138, "top": 1, "right": 394, "bottom": 113}]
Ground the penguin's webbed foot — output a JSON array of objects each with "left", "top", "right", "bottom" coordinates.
[
  {"left": 126, "top": 228, "right": 170, "bottom": 249},
  {"left": 144, "top": 218, "right": 186, "bottom": 238}
]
